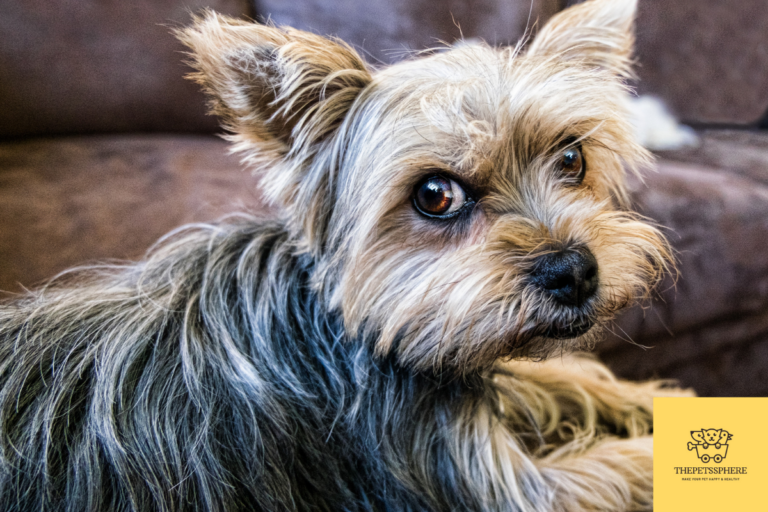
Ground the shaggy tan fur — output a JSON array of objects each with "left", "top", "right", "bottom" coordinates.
[{"left": 182, "top": 3, "right": 669, "bottom": 366}]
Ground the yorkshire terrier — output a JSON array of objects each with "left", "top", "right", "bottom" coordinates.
[{"left": 0, "top": 0, "right": 688, "bottom": 510}]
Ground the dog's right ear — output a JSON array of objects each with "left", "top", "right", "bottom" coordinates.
[
  {"left": 177, "top": 11, "right": 371, "bottom": 173},
  {"left": 527, "top": 0, "right": 637, "bottom": 78}
]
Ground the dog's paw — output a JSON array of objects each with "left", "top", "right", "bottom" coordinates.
[
  {"left": 497, "top": 355, "right": 693, "bottom": 440},
  {"left": 540, "top": 436, "right": 653, "bottom": 512}
]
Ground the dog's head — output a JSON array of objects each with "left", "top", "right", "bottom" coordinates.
[{"left": 180, "top": 0, "right": 670, "bottom": 374}]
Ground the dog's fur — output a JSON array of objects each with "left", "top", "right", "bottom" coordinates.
[{"left": 0, "top": 1, "right": 688, "bottom": 510}]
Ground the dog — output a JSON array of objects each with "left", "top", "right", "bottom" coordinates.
[{"left": 0, "top": 0, "right": 688, "bottom": 510}]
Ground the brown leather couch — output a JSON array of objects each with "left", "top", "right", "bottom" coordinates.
[{"left": 2, "top": 0, "right": 767, "bottom": 396}]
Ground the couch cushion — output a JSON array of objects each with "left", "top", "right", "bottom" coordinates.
[
  {"left": 0, "top": 135, "right": 265, "bottom": 292},
  {"left": 0, "top": 0, "right": 251, "bottom": 138},
  {"left": 634, "top": 0, "right": 768, "bottom": 125},
  {"left": 655, "top": 130, "right": 768, "bottom": 184},
  {"left": 599, "top": 149, "right": 768, "bottom": 396}
]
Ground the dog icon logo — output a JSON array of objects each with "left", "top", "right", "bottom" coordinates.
[{"left": 687, "top": 429, "right": 732, "bottom": 463}]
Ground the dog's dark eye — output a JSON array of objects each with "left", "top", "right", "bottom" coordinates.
[
  {"left": 558, "top": 142, "right": 585, "bottom": 184},
  {"left": 414, "top": 176, "right": 469, "bottom": 218}
]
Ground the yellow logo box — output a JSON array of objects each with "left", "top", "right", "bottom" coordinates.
[{"left": 654, "top": 397, "right": 768, "bottom": 511}]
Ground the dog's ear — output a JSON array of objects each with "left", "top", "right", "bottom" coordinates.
[
  {"left": 178, "top": 12, "right": 372, "bottom": 246},
  {"left": 527, "top": 0, "right": 636, "bottom": 78},
  {"left": 177, "top": 11, "right": 371, "bottom": 171}
]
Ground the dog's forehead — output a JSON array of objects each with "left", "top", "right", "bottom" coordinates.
[
  {"left": 367, "top": 44, "right": 626, "bottom": 170},
  {"left": 374, "top": 45, "right": 516, "bottom": 128}
]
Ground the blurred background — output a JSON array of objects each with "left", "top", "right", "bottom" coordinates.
[{"left": 1, "top": 0, "right": 767, "bottom": 397}]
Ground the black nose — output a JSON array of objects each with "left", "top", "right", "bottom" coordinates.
[{"left": 530, "top": 249, "right": 599, "bottom": 307}]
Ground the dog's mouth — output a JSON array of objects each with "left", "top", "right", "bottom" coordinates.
[
  {"left": 507, "top": 315, "right": 597, "bottom": 353},
  {"left": 540, "top": 316, "right": 595, "bottom": 340}
]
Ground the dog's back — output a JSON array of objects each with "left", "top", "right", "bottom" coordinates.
[
  {"left": 0, "top": 215, "right": 533, "bottom": 512},
  {"left": 0, "top": 216, "right": 378, "bottom": 511}
]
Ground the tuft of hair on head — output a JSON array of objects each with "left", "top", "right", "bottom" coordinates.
[
  {"left": 176, "top": 11, "right": 372, "bottom": 243},
  {"left": 526, "top": 0, "right": 638, "bottom": 79}
]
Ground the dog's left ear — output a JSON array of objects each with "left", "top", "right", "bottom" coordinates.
[
  {"left": 527, "top": 0, "right": 636, "bottom": 78},
  {"left": 178, "top": 12, "right": 372, "bottom": 220}
]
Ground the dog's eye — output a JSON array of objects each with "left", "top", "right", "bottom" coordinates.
[
  {"left": 414, "top": 176, "right": 469, "bottom": 218},
  {"left": 558, "top": 142, "right": 585, "bottom": 184}
]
